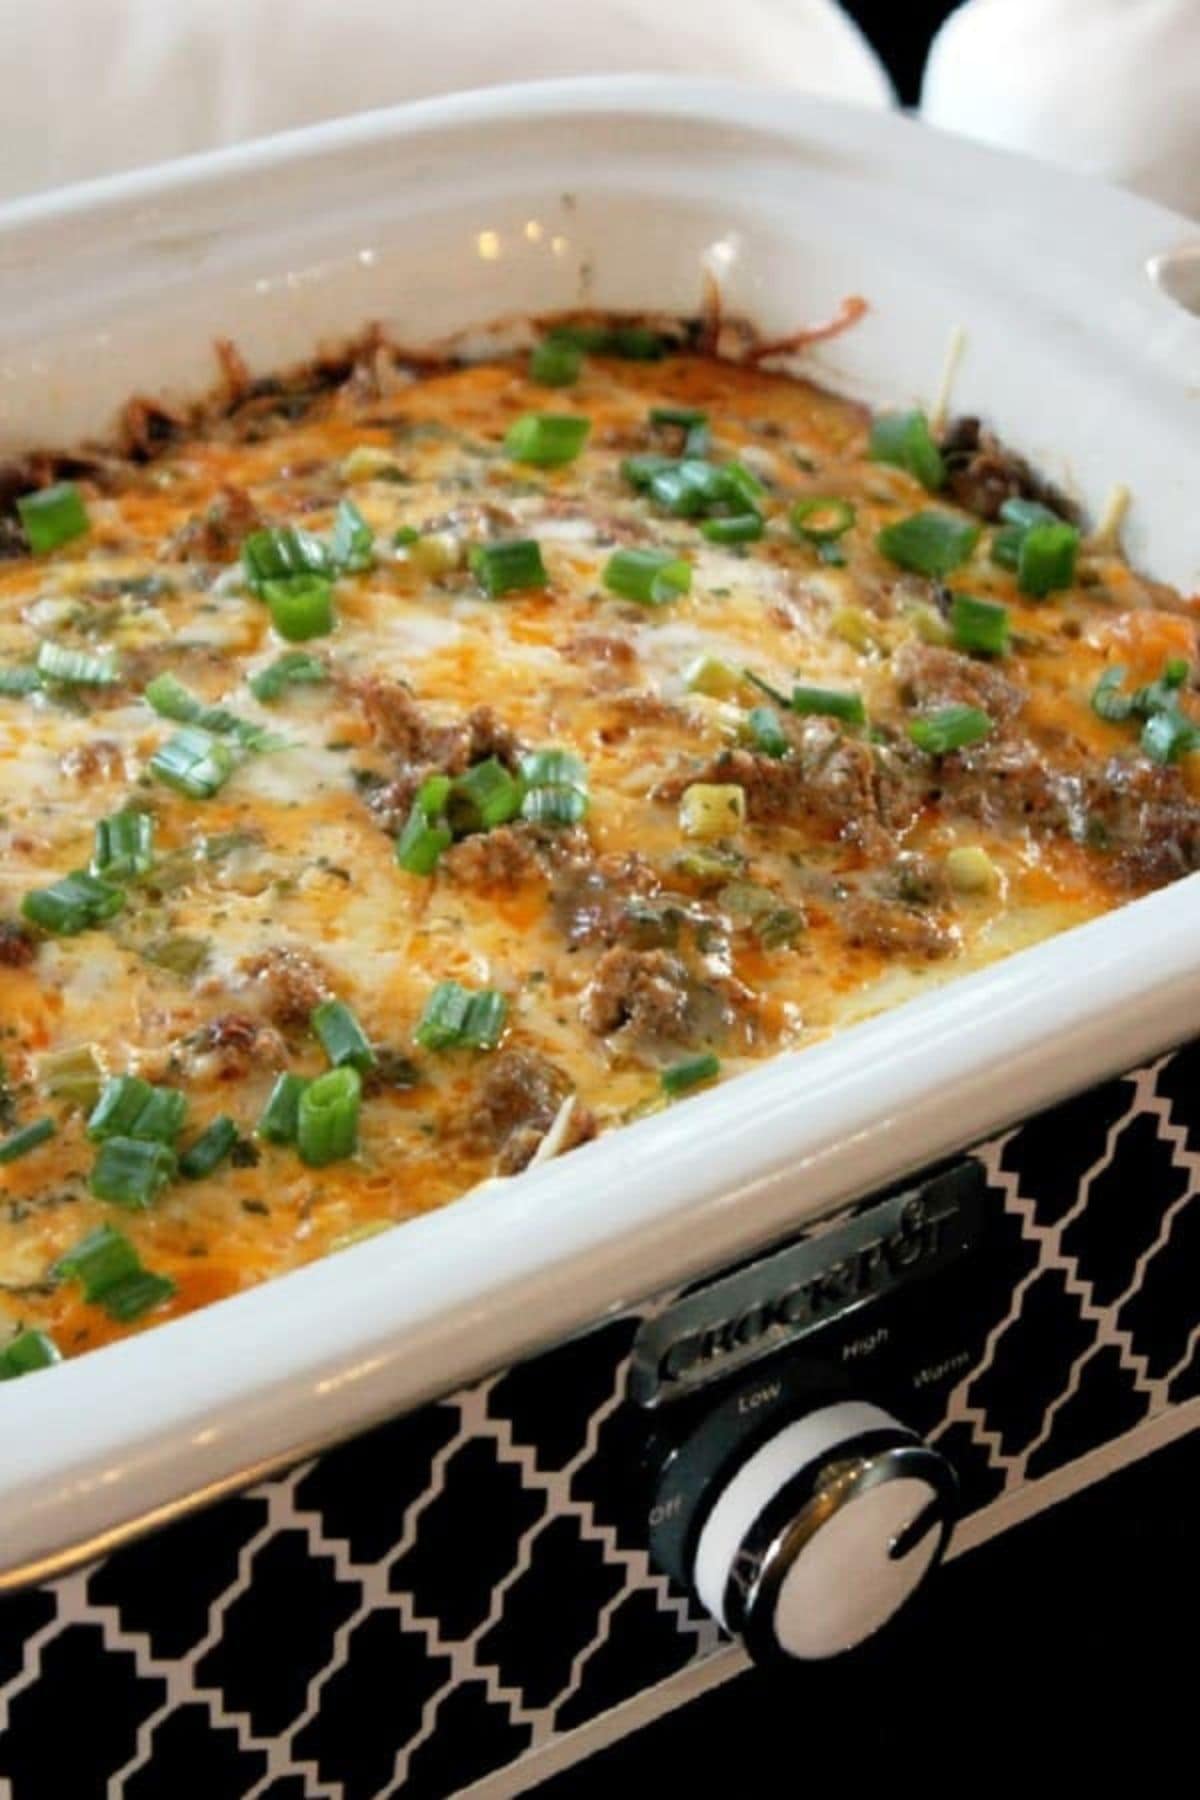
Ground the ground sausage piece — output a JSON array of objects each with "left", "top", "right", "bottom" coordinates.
[
  {"left": 442, "top": 825, "right": 542, "bottom": 890},
  {"left": 468, "top": 1048, "right": 598, "bottom": 1174},
  {"left": 893, "top": 642, "right": 1026, "bottom": 727},
  {"left": 552, "top": 852, "right": 660, "bottom": 946},
  {"left": 356, "top": 678, "right": 432, "bottom": 760},
  {"left": 0, "top": 921, "right": 36, "bottom": 967},
  {"left": 355, "top": 680, "right": 521, "bottom": 773},
  {"left": 657, "top": 720, "right": 882, "bottom": 846},
  {"left": 1086, "top": 757, "right": 1200, "bottom": 889},
  {"left": 561, "top": 633, "right": 639, "bottom": 692},
  {"left": 59, "top": 739, "right": 126, "bottom": 783},
  {"left": 188, "top": 1014, "right": 288, "bottom": 1081},
  {"left": 168, "top": 485, "right": 263, "bottom": 563},
  {"left": 839, "top": 894, "right": 957, "bottom": 959},
  {"left": 940, "top": 417, "right": 1079, "bottom": 524},
  {"left": 240, "top": 946, "right": 334, "bottom": 1027},
  {"left": 581, "top": 948, "right": 696, "bottom": 1038}
]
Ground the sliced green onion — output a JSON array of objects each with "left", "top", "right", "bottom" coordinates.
[
  {"left": 312, "top": 998, "right": 376, "bottom": 1073},
  {"left": 603, "top": 547, "right": 692, "bottom": 606},
  {"left": 38, "top": 1044, "right": 104, "bottom": 1110},
  {"left": 150, "top": 726, "right": 235, "bottom": 798},
  {"left": 745, "top": 706, "right": 789, "bottom": 758},
  {"left": 521, "top": 785, "right": 588, "bottom": 825},
  {"left": 701, "top": 513, "right": 764, "bottom": 544},
  {"left": 0, "top": 1117, "right": 56, "bottom": 1164},
  {"left": 790, "top": 685, "right": 866, "bottom": 725},
  {"left": 685, "top": 655, "right": 742, "bottom": 699},
  {"left": 35, "top": 641, "right": 119, "bottom": 686},
  {"left": 88, "top": 1075, "right": 185, "bottom": 1144},
  {"left": 530, "top": 340, "right": 583, "bottom": 387},
  {"left": 22, "top": 871, "right": 124, "bottom": 935},
  {"left": 242, "top": 525, "right": 330, "bottom": 592},
  {"left": 661, "top": 1052, "right": 721, "bottom": 1096},
  {"left": 0, "top": 1329, "right": 61, "bottom": 1380},
  {"left": 145, "top": 673, "right": 283, "bottom": 750},
  {"left": 1017, "top": 521, "right": 1079, "bottom": 598},
  {"left": 415, "top": 981, "right": 508, "bottom": 1052},
  {"left": 680, "top": 783, "right": 746, "bottom": 840},
  {"left": 908, "top": 705, "right": 993, "bottom": 755},
  {"left": 248, "top": 651, "right": 327, "bottom": 704},
  {"left": 91, "top": 810, "right": 154, "bottom": 881},
  {"left": 519, "top": 748, "right": 587, "bottom": 788},
  {"left": 17, "top": 482, "right": 89, "bottom": 554},
  {"left": 990, "top": 498, "right": 1060, "bottom": 571},
  {"left": 650, "top": 405, "right": 708, "bottom": 431},
  {"left": 790, "top": 497, "right": 857, "bottom": 542},
  {"left": 951, "top": 594, "right": 1010, "bottom": 657},
  {"left": 621, "top": 453, "right": 678, "bottom": 491},
  {"left": 722, "top": 462, "right": 766, "bottom": 508},
  {"left": 52, "top": 1223, "right": 140, "bottom": 1300},
  {"left": 179, "top": 1115, "right": 239, "bottom": 1180},
  {"left": 297, "top": 1065, "right": 362, "bottom": 1168},
  {"left": 52, "top": 1223, "right": 175, "bottom": 1320},
  {"left": 90, "top": 1135, "right": 177, "bottom": 1208},
  {"left": 396, "top": 804, "right": 452, "bottom": 876},
  {"left": 141, "top": 933, "right": 211, "bottom": 978},
  {"left": 868, "top": 411, "right": 945, "bottom": 492},
  {"left": 469, "top": 538, "right": 548, "bottom": 597},
  {"left": 262, "top": 573, "right": 335, "bottom": 641},
  {"left": 446, "top": 758, "right": 525, "bottom": 834},
  {"left": 876, "top": 511, "right": 980, "bottom": 578},
  {"left": 1092, "top": 665, "right": 1133, "bottom": 722},
  {"left": 609, "top": 325, "right": 665, "bottom": 360},
  {"left": 503, "top": 413, "right": 590, "bottom": 467},
  {"left": 0, "top": 665, "right": 41, "bottom": 696},
  {"left": 1142, "top": 709, "right": 1200, "bottom": 764},
  {"left": 101, "top": 1269, "right": 178, "bottom": 1322},
  {"left": 330, "top": 498, "right": 374, "bottom": 573},
  {"left": 648, "top": 459, "right": 729, "bottom": 518},
  {"left": 257, "top": 1072, "right": 308, "bottom": 1144},
  {"left": 393, "top": 525, "right": 421, "bottom": 547}
]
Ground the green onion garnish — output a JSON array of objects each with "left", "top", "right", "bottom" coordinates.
[
  {"left": 145, "top": 673, "right": 284, "bottom": 750},
  {"left": 745, "top": 706, "right": 789, "bottom": 758},
  {"left": 242, "top": 525, "right": 330, "bottom": 592},
  {"left": 519, "top": 747, "right": 589, "bottom": 826},
  {"left": 908, "top": 705, "right": 993, "bottom": 755},
  {"left": 951, "top": 594, "right": 1010, "bottom": 657},
  {"left": 876, "top": 511, "right": 980, "bottom": 578},
  {"left": 312, "top": 998, "right": 377, "bottom": 1073},
  {"left": 520, "top": 748, "right": 586, "bottom": 787},
  {"left": 0, "top": 1117, "right": 56, "bottom": 1164},
  {"left": 661, "top": 1052, "right": 721, "bottom": 1096},
  {"left": 790, "top": 496, "right": 857, "bottom": 542},
  {"left": 330, "top": 497, "right": 375, "bottom": 573},
  {"left": 503, "top": 413, "right": 591, "bottom": 468},
  {"left": 603, "top": 547, "right": 692, "bottom": 606},
  {"left": 52, "top": 1223, "right": 176, "bottom": 1320},
  {"left": 88, "top": 1075, "right": 186, "bottom": 1145},
  {"left": 262, "top": 573, "right": 335, "bottom": 641},
  {"left": 789, "top": 685, "right": 866, "bottom": 725},
  {"left": 0, "top": 1329, "right": 61, "bottom": 1380},
  {"left": 647, "top": 459, "right": 730, "bottom": 518},
  {"left": 448, "top": 758, "right": 525, "bottom": 832},
  {"left": 520, "top": 785, "right": 588, "bottom": 825},
  {"left": 1142, "top": 709, "right": 1200, "bottom": 764},
  {"left": 396, "top": 807, "right": 452, "bottom": 876},
  {"left": 179, "top": 1115, "right": 239, "bottom": 1180},
  {"left": 990, "top": 498, "right": 1060, "bottom": 571},
  {"left": 22, "top": 871, "right": 124, "bottom": 936},
  {"left": 38, "top": 1044, "right": 104, "bottom": 1110},
  {"left": 620, "top": 453, "right": 677, "bottom": 491},
  {"left": 0, "top": 666, "right": 42, "bottom": 696},
  {"left": 1017, "top": 521, "right": 1080, "bottom": 598},
  {"left": 393, "top": 525, "right": 421, "bottom": 547},
  {"left": 35, "top": 641, "right": 119, "bottom": 686},
  {"left": 650, "top": 405, "right": 708, "bottom": 430},
  {"left": 17, "top": 482, "right": 89, "bottom": 554},
  {"left": 257, "top": 1072, "right": 308, "bottom": 1144},
  {"left": 868, "top": 411, "right": 945, "bottom": 492},
  {"left": 248, "top": 651, "right": 327, "bottom": 703},
  {"left": 90, "top": 1135, "right": 177, "bottom": 1208},
  {"left": 701, "top": 513, "right": 764, "bottom": 545},
  {"left": 91, "top": 810, "right": 154, "bottom": 881},
  {"left": 149, "top": 725, "right": 236, "bottom": 798},
  {"left": 530, "top": 340, "right": 583, "bottom": 387},
  {"left": 297, "top": 1065, "right": 362, "bottom": 1168},
  {"left": 551, "top": 324, "right": 665, "bottom": 360},
  {"left": 414, "top": 981, "right": 508, "bottom": 1052},
  {"left": 469, "top": 538, "right": 548, "bottom": 598},
  {"left": 141, "top": 932, "right": 211, "bottom": 978}
]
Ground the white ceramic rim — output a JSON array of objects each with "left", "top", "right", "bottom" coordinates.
[{"left": 1, "top": 75, "right": 1199, "bottom": 1588}]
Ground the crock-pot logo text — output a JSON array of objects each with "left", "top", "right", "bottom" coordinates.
[{"left": 631, "top": 1168, "right": 981, "bottom": 1407}]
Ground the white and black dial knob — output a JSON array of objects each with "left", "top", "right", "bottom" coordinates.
[{"left": 648, "top": 1387, "right": 956, "bottom": 1663}]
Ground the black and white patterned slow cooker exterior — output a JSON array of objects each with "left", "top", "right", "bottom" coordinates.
[{"left": 4, "top": 1038, "right": 1200, "bottom": 1799}]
